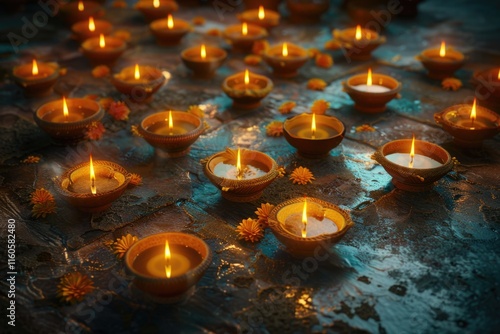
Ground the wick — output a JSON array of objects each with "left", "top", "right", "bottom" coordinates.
[{"left": 409, "top": 156, "right": 414, "bottom": 169}]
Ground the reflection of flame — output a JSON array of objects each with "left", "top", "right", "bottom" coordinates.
[
  {"left": 78, "top": 0, "right": 84, "bottom": 11},
  {"left": 409, "top": 134, "right": 415, "bottom": 168},
  {"left": 242, "top": 22, "right": 248, "bottom": 36},
  {"left": 63, "top": 96, "right": 69, "bottom": 118},
  {"left": 244, "top": 69, "right": 250, "bottom": 85},
  {"left": 167, "top": 14, "right": 174, "bottom": 29},
  {"left": 470, "top": 98, "right": 477, "bottom": 126},
  {"left": 301, "top": 198, "right": 307, "bottom": 238},
  {"left": 311, "top": 113, "right": 316, "bottom": 139},
  {"left": 164, "top": 240, "right": 171, "bottom": 278},
  {"left": 355, "top": 25, "right": 362, "bottom": 40},
  {"left": 153, "top": 0, "right": 160, "bottom": 8},
  {"left": 89, "top": 17, "right": 95, "bottom": 32},
  {"left": 258, "top": 5, "right": 265, "bottom": 20},
  {"left": 90, "top": 154, "right": 97, "bottom": 195},
  {"left": 134, "top": 64, "right": 140, "bottom": 80},
  {"left": 439, "top": 41, "right": 446, "bottom": 57},
  {"left": 99, "top": 33, "right": 105, "bottom": 48},
  {"left": 32, "top": 59, "right": 38, "bottom": 76},
  {"left": 367, "top": 68, "right": 372, "bottom": 86},
  {"left": 282, "top": 42, "right": 288, "bottom": 57},
  {"left": 168, "top": 110, "right": 173, "bottom": 133},
  {"left": 201, "top": 44, "right": 206, "bottom": 59}
]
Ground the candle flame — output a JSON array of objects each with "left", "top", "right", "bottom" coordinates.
[
  {"left": 258, "top": 5, "right": 265, "bottom": 20},
  {"left": 32, "top": 59, "right": 39, "bottom": 76},
  {"left": 167, "top": 14, "right": 174, "bottom": 29},
  {"left": 498, "top": 69, "right": 500, "bottom": 80},
  {"left": 470, "top": 98, "right": 476, "bottom": 126},
  {"left": 63, "top": 96, "right": 69, "bottom": 118},
  {"left": 168, "top": 110, "right": 173, "bottom": 132},
  {"left": 439, "top": 41, "right": 446, "bottom": 57},
  {"left": 89, "top": 154, "right": 97, "bottom": 195},
  {"left": 301, "top": 198, "right": 307, "bottom": 238},
  {"left": 409, "top": 134, "right": 415, "bottom": 168},
  {"left": 355, "top": 25, "right": 362, "bottom": 40},
  {"left": 153, "top": 0, "right": 160, "bottom": 8},
  {"left": 88, "top": 16, "right": 95, "bottom": 32},
  {"left": 78, "top": 0, "right": 84, "bottom": 11},
  {"left": 99, "top": 33, "right": 105, "bottom": 48},
  {"left": 236, "top": 148, "right": 242, "bottom": 177},
  {"left": 201, "top": 44, "right": 207, "bottom": 59},
  {"left": 282, "top": 42, "right": 288, "bottom": 57},
  {"left": 367, "top": 68, "right": 372, "bottom": 86},
  {"left": 244, "top": 69, "right": 250, "bottom": 85},
  {"left": 242, "top": 22, "right": 248, "bottom": 36},
  {"left": 311, "top": 113, "right": 316, "bottom": 139},
  {"left": 164, "top": 240, "right": 171, "bottom": 279},
  {"left": 134, "top": 64, "right": 140, "bottom": 80}
]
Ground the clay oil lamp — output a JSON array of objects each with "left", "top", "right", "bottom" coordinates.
[
  {"left": 71, "top": 16, "right": 112, "bottom": 41},
  {"left": 81, "top": 33, "right": 126, "bottom": 65},
  {"left": 139, "top": 110, "right": 204, "bottom": 157},
  {"left": 34, "top": 97, "right": 104, "bottom": 143},
  {"left": 243, "top": 0, "right": 281, "bottom": 11},
  {"left": 150, "top": 14, "right": 191, "bottom": 46},
  {"left": 472, "top": 67, "right": 500, "bottom": 109},
  {"left": 263, "top": 42, "right": 308, "bottom": 78},
  {"left": 372, "top": 135, "right": 454, "bottom": 192},
  {"left": 223, "top": 22, "right": 268, "bottom": 52},
  {"left": 283, "top": 113, "right": 345, "bottom": 158},
  {"left": 181, "top": 44, "right": 227, "bottom": 78},
  {"left": 55, "top": 155, "right": 131, "bottom": 212},
  {"left": 332, "top": 25, "right": 386, "bottom": 61},
  {"left": 286, "top": 0, "right": 330, "bottom": 24},
  {"left": 434, "top": 98, "right": 500, "bottom": 148},
  {"left": 125, "top": 232, "right": 212, "bottom": 302},
  {"left": 135, "top": 0, "right": 178, "bottom": 22},
  {"left": 417, "top": 41, "right": 464, "bottom": 79},
  {"left": 268, "top": 197, "right": 354, "bottom": 258},
  {"left": 237, "top": 5, "right": 280, "bottom": 30},
  {"left": 12, "top": 59, "right": 59, "bottom": 97},
  {"left": 112, "top": 64, "right": 166, "bottom": 103},
  {"left": 343, "top": 68, "right": 402, "bottom": 113},
  {"left": 221, "top": 69, "right": 273, "bottom": 109},
  {"left": 60, "top": 0, "right": 104, "bottom": 25},
  {"left": 202, "top": 148, "right": 280, "bottom": 202}
]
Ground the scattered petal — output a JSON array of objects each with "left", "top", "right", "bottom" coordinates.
[
  {"left": 31, "top": 188, "right": 55, "bottom": 205},
  {"left": 266, "top": 121, "right": 283, "bottom": 137},
  {"left": 112, "top": 29, "right": 131, "bottom": 42},
  {"left": 57, "top": 272, "right": 95, "bottom": 303},
  {"left": 236, "top": 218, "right": 264, "bottom": 243},
  {"left": 255, "top": 203, "right": 275, "bottom": 227},
  {"left": 113, "top": 234, "right": 138, "bottom": 258},
  {"left": 187, "top": 105, "right": 204, "bottom": 118},
  {"left": 278, "top": 101, "right": 296, "bottom": 114},
  {"left": 252, "top": 40, "right": 269, "bottom": 55},
  {"left": 310, "top": 99, "right": 330, "bottom": 115},
  {"left": 131, "top": 125, "right": 142, "bottom": 137},
  {"left": 129, "top": 173, "right": 142, "bottom": 186},
  {"left": 277, "top": 166, "right": 286, "bottom": 177},
  {"left": 307, "top": 78, "right": 327, "bottom": 91},
  {"left": 99, "top": 97, "right": 114, "bottom": 111},
  {"left": 355, "top": 124, "right": 376, "bottom": 132},
  {"left": 441, "top": 77, "right": 462, "bottom": 91},
  {"left": 22, "top": 155, "right": 41, "bottom": 164},
  {"left": 85, "top": 121, "right": 106, "bottom": 141},
  {"left": 324, "top": 39, "right": 342, "bottom": 50},
  {"left": 206, "top": 28, "right": 221, "bottom": 36},
  {"left": 290, "top": 166, "right": 315, "bottom": 185},
  {"left": 192, "top": 16, "right": 205, "bottom": 25},
  {"left": 244, "top": 54, "right": 262, "bottom": 66},
  {"left": 108, "top": 101, "right": 130, "bottom": 121},
  {"left": 32, "top": 201, "right": 57, "bottom": 218},
  {"left": 91, "top": 65, "right": 110, "bottom": 78},
  {"left": 315, "top": 53, "right": 333, "bottom": 68}
]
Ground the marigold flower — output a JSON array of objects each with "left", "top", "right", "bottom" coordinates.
[
  {"left": 355, "top": 124, "right": 376, "bottom": 132},
  {"left": 31, "top": 188, "right": 54, "bottom": 205},
  {"left": 187, "top": 105, "right": 204, "bottom": 118},
  {"left": 113, "top": 234, "right": 138, "bottom": 258},
  {"left": 290, "top": 166, "right": 315, "bottom": 185},
  {"left": 91, "top": 65, "right": 110, "bottom": 78},
  {"left": 244, "top": 54, "right": 262, "bottom": 66},
  {"left": 278, "top": 101, "right": 296, "bottom": 114},
  {"left": 192, "top": 16, "right": 205, "bottom": 25},
  {"left": 307, "top": 78, "right": 327, "bottom": 91},
  {"left": 266, "top": 121, "right": 283, "bottom": 137},
  {"left": 131, "top": 125, "right": 142, "bottom": 137},
  {"left": 310, "top": 99, "right": 330, "bottom": 115},
  {"left": 108, "top": 101, "right": 130, "bottom": 121},
  {"left": 441, "top": 77, "right": 462, "bottom": 91},
  {"left": 315, "top": 53, "right": 333, "bottom": 68},
  {"left": 236, "top": 218, "right": 264, "bottom": 243},
  {"left": 129, "top": 173, "right": 142, "bottom": 186},
  {"left": 324, "top": 40, "right": 342, "bottom": 50},
  {"left": 277, "top": 166, "right": 286, "bottom": 177},
  {"left": 22, "top": 155, "right": 41, "bottom": 164},
  {"left": 252, "top": 40, "right": 269, "bottom": 55},
  {"left": 57, "top": 272, "right": 95, "bottom": 303},
  {"left": 85, "top": 121, "right": 106, "bottom": 140},
  {"left": 32, "top": 201, "right": 57, "bottom": 218},
  {"left": 206, "top": 28, "right": 221, "bottom": 36},
  {"left": 255, "top": 203, "right": 275, "bottom": 227}
]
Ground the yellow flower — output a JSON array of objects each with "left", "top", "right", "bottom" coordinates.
[
  {"left": 315, "top": 53, "right": 333, "bottom": 68},
  {"left": 441, "top": 77, "right": 462, "bottom": 91},
  {"left": 129, "top": 173, "right": 142, "bottom": 186},
  {"left": 57, "top": 272, "right": 95, "bottom": 303},
  {"left": 324, "top": 40, "right": 342, "bottom": 50},
  {"left": 192, "top": 16, "right": 205, "bottom": 25},
  {"left": 266, "top": 121, "right": 283, "bottom": 137},
  {"left": 355, "top": 124, "right": 376, "bottom": 132},
  {"left": 206, "top": 28, "right": 221, "bottom": 36},
  {"left": 244, "top": 54, "right": 262, "bottom": 66},
  {"left": 278, "top": 101, "right": 296, "bottom": 114},
  {"left": 187, "top": 105, "right": 204, "bottom": 118},
  {"left": 22, "top": 155, "right": 40, "bottom": 164},
  {"left": 85, "top": 121, "right": 106, "bottom": 140},
  {"left": 252, "top": 40, "right": 269, "bottom": 55},
  {"left": 277, "top": 166, "right": 286, "bottom": 177},
  {"left": 255, "top": 203, "right": 275, "bottom": 227},
  {"left": 310, "top": 99, "right": 330, "bottom": 115},
  {"left": 32, "top": 201, "right": 57, "bottom": 218},
  {"left": 112, "top": 30, "right": 131, "bottom": 42},
  {"left": 290, "top": 166, "right": 315, "bottom": 185},
  {"left": 236, "top": 218, "right": 264, "bottom": 242},
  {"left": 108, "top": 101, "right": 130, "bottom": 121},
  {"left": 307, "top": 78, "right": 327, "bottom": 91},
  {"left": 91, "top": 65, "right": 110, "bottom": 78},
  {"left": 308, "top": 48, "right": 320, "bottom": 58},
  {"left": 113, "top": 234, "right": 138, "bottom": 258},
  {"left": 31, "top": 188, "right": 54, "bottom": 205},
  {"left": 131, "top": 125, "right": 142, "bottom": 137}
]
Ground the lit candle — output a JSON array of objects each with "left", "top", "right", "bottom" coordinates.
[
  {"left": 263, "top": 42, "right": 308, "bottom": 77},
  {"left": 237, "top": 5, "right": 280, "bottom": 29},
  {"left": 385, "top": 135, "right": 443, "bottom": 169},
  {"left": 302, "top": 198, "right": 307, "bottom": 238},
  {"left": 71, "top": 16, "right": 112, "bottom": 41},
  {"left": 213, "top": 148, "right": 267, "bottom": 180},
  {"left": 78, "top": 0, "right": 84, "bottom": 11},
  {"left": 443, "top": 98, "right": 498, "bottom": 130},
  {"left": 282, "top": 42, "right": 288, "bottom": 57},
  {"left": 81, "top": 34, "right": 126, "bottom": 65},
  {"left": 66, "top": 157, "right": 123, "bottom": 195},
  {"left": 282, "top": 199, "right": 339, "bottom": 238},
  {"left": 88, "top": 16, "right": 95, "bottom": 31},
  {"left": 32, "top": 59, "right": 39, "bottom": 76},
  {"left": 167, "top": 13, "right": 174, "bottom": 29},
  {"left": 89, "top": 154, "right": 97, "bottom": 195},
  {"left": 417, "top": 40, "right": 464, "bottom": 79},
  {"left": 222, "top": 70, "right": 273, "bottom": 108},
  {"left": 99, "top": 33, "right": 105, "bottom": 48},
  {"left": 289, "top": 113, "right": 338, "bottom": 140},
  {"left": 355, "top": 24, "right": 362, "bottom": 40},
  {"left": 144, "top": 110, "right": 197, "bottom": 135},
  {"left": 136, "top": 0, "right": 178, "bottom": 22},
  {"left": 153, "top": 0, "right": 160, "bottom": 8},
  {"left": 180, "top": 44, "right": 227, "bottom": 78},
  {"left": 353, "top": 68, "right": 391, "bottom": 93},
  {"left": 242, "top": 22, "right": 248, "bottom": 36},
  {"left": 258, "top": 5, "right": 265, "bottom": 20},
  {"left": 45, "top": 97, "right": 85, "bottom": 123},
  {"left": 164, "top": 240, "right": 171, "bottom": 278}
]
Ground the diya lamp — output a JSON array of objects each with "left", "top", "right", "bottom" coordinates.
[
  {"left": 417, "top": 41, "right": 464, "bottom": 79},
  {"left": 112, "top": 64, "right": 166, "bottom": 103},
  {"left": 283, "top": 113, "right": 345, "bottom": 158},
  {"left": 202, "top": 148, "right": 280, "bottom": 202},
  {"left": 34, "top": 97, "right": 104, "bottom": 143},
  {"left": 268, "top": 197, "right": 354, "bottom": 258},
  {"left": 125, "top": 232, "right": 212, "bottom": 301},
  {"left": 472, "top": 68, "right": 500, "bottom": 109},
  {"left": 12, "top": 59, "right": 59, "bottom": 97},
  {"left": 135, "top": 0, "right": 179, "bottom": 22},
  {"left": 372, "top": 135, "right": 454, "bottom": 192},
  {"left": 434, "top": 98, "right": 500, "bottom": 148},
  {"left": 221, "top": 69, "right": 273, "bottom": 109},
  {"left": 343, "top": 68, "right": 402, "bottom": 113},
  {"left": 181, "top": 44, "right": 227, "bottom": 78},
  {"left": 81, "top": 33, "right": 126, "bottom": 65},
  {"left": 55, "top": 155, "right": 131, "bottom": 212},
  {"left": 59, "top": 0, "right": 104, "bottom": 25},
  {"left": 150, "top": 14, "right": 191, "bottom": 46},
  {"left": 139, "top": 110, "right": 204, "bottom": 157},
  {"left": 243, "top": 0, "right": 281, "bottom": 11},
  {"left": 263, "top": 42, "right": 309, "bottom": 78},
  {"left": 71, "top": 16, "right": 113, "bottom": 41},
  {"left": 332, "top": 25, "right": 386, "bottom": 61},
  {"left": 237, "top": 5, "right": 280, "bottom": 30},
  {"left": 223, "top": 22, "right": 268, "bottom": 52},
  {"left": 286, "top": 0, "right": 330, "bottom": 24}
]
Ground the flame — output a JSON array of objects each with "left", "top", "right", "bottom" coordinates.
[
  {"left": 99, "top": 34, "right": 105, "bottom": 48},
  {"left": 282, "top": 42, "right": 288, "bottom": 57},
  {"left": 355, "top": 25, "right": 362, "bottom": 40},
  {"left": 134, "top": 64, "right": 140, "bottom": 80},
  {"left": 367, "top": 68, "right": 372, "bottom": 86},
  {"left": 258, "top": 5, "right": 265, "bottom": 20},
  {"left": 153, "top": 0, "right": 160, "bottom": 8},
  {"left": 439, "top": 41, "right": 446, "bottom": 57},
  {"left": 409, "top": 134, "right": 415, "bottom": 168},
  {"left": 168, "top": 110, "right": 173, "bottom": 132},
  {"left": 301, "top": 198, "right": 307, "bottom": 238},
  {"left": 164, "top": 240, "right": 171, "bottom": 279},
  {"left": 78, "top": 0, "right": 84, "bottom": 11},
  {"left": 89, "top": 154, "right": 97, "bottom": 195},
  {"left": 32, "top": 59, "right": 38, "bottom": 76},
  {"left": 88, "top": 17, "right": 95, "bottom": 32},
  {"left": 62, "top": 96, "right": 69, "bottom": 118},
  {"left": 470, "top": 98, "right": 477, "bottom": 125},
  {"left": 244, "top": 69, "right": 250, "bottom": 85},
  {"left": 236, "top": 148, "right": 242, "bottom": 176},
  {"left": 242, "top": 22, "right": 248, "bottom": 36},
  {"left": 167, "top": 14, "right": 174, "bottom": 29},
  {"left": 498, "top": 69, "right": 500, "bottom": 80},
  {"left": 311, "top": 113, "right": 316, "bottom": 139},
  {"left": 201, "top": 44, "right": 206, "bottom": 59}
]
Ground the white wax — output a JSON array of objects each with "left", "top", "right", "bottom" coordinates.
[
  {"left": 354, "top": 84, "right": 391, "bottom": 93},
  {"left": 284, "top": 213, "right": 338, "bottom": 238},
  {"left": 386, "top": 153, "right": 442, "bottom": 169}
]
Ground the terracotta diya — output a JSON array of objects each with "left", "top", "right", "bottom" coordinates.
[
  {"left": 263, "top": 42, "right": 309, "bottom": 78},
  {"left": 221, "top": 69, "right": 273, "bottom": 109},
  {"left": 150, "top": 14, "right": 191, "bottom": 45},
  {"left": 286, "top": 0, "right": 330, "bottom": 23},
  {"left": 112, "top": 64, "right": 166, "bottom": 103},
  {"left": 180, "top": 44, "right": 227, "bottom": 78},
  {"left": 417, "top": 41, "right": 464, "bottom": 79},
  {"left": 471, "top": 67, "right": 500, "bottom": 110},
  {"left": 223, "top": 22, "right": 268, "bottom": 52},
  {"left": 12, "top": 59, "right": 59, "bottom": 97},
  {"left": 81, "top": 34, "right": 126, "bottom": 65},
  {"left": 237, "top": 5, "right": 280, "bottom": 30},
  {"left": 332, "top": 25, "right": 386, "bottom": 61},
  {"left": 135, "top": 0, "right": 179, "bottom": 22},
  {"left": 71, "top": 16, "right": 112, "bottom": 41},
  {"left": 59, "top": 0, "right": 104, "bottom": 25}
]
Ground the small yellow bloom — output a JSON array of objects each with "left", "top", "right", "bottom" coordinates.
[
  {"left": 315, "top": 53, "right": 333, "bottom": 68},
  {"left": 57, "top": 272, "right": 95, "bottom": 303},
  {"left": 244, "top": 54, "right": 262, "bottom": 66},
  {"left": 290, "top": 166, "right": 315, "bottom": 185},
  {"left": 441, "top": 77, "right": 462, "bottom": 91},
  {"left": 113, "top": 234, "right": 138, "bottom": 258},
  {"left": 31, "top": 188, "right": 54, "bottom": 205},
  {"left": 206, "top": 28, "right": 221, "bottom": 36},
  {"left": 252, "top": 40, "right": 269, "bottom": 55},
  {"left": 310, "top": 99, "right": 330, "bottom": 115},
  {"left": 187, "top": 105, "right": 204, "bottom": 118},
  {"left": 307, "top": 78, "right": 327, "bottom": 91},
  {"left": 131, "top": 125, "right": 142, "bottom": 137},
  {"left": 22, "top": 155, "right": 41, "bottom": 164},
  {"left": 92, "top": 65, "right": 110, "bottom": 78},
  {"left": 192, "top": 16, "right": 205, "bottom": 25},
  {"left": 278, "top": 101, "right": 296, "bottom": 114},
  {"left": 324, "top": 40, "right": 342, "bottom": 50},
  {"left": 236, "top": 218, "right": 264, "bottom": 243},
  {"left": 266, "top": 121, "right": 283, "bottom": 137},
  {"left": 255, "top": 203, "right": 275, "bottom": 227},
  {"left": 129, "top": 173, "right": 142, "bottom": 186}
]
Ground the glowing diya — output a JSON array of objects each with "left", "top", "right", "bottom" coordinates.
[
  {"left": 150, "top": 14, "right": 191, "bottom": 45},
  {"left": 81, "top": 33, "right": 126, "bottom": 65},
  {"left": 59, "top": 0, "right": 104, "bottom": 25},
  {"left": 223, "top": 22, "right": 268, "bottom": 52},
  {"left": 434, "top": 98, "right": 500, "bottom": 148},
  {"left": 12, "top": 59, "right": 59, "bottom": 97},
  {"left": 472, "top": 68, "right": 500, "bottom": 110},
  {"left": 181, "top": 44, "right": 227, "bottom": 78},
  {"left": 112, "top": 64, "right": 166, "bottom": 103},
  {"left": 135, "top": 0, "right": 178, "bottom": 22},
  {"left": 286, "top": 0, "right": 330, "bottom": 23},
  {"left": 238, "top": 5, "right": 280, "bottom": 30},
  {"left": 221, "top": 69, "right": 273, "bottom": 109},
  {"left": 71, "top": 16, "right": 112, "bottom": 41},
  {"left": 263, "top": 42, "right": 309, "bottom": 78},
  {"left": 332, "top": 25, "right": 386, "bottom": 61},
  {"left": 417, "top": 41, "right": 464, "bottom": 79}
]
